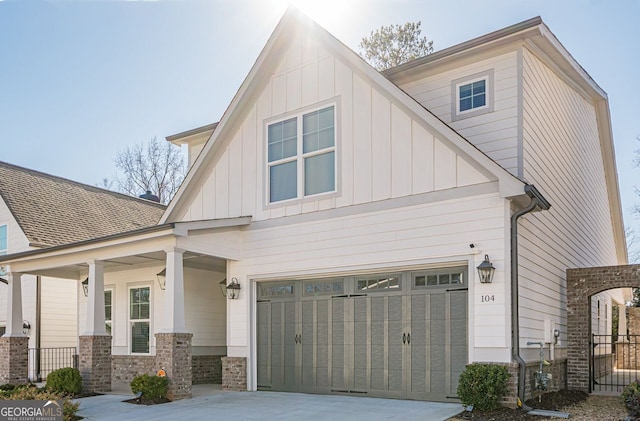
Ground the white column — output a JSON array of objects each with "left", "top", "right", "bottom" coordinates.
[
  {"left": 84, "top": 260, "right": 107, "bottom": 336},
  {"left": 4, "top": 272, "right": 24, "bottom": 337},
  {"left": 161, "top": 248, "right": 187, "bottom": 333}
]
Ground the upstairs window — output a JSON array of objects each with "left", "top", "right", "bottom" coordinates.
[
  {"left": 452, "top": 70, "right": 493, "bottom": 121},
  {"left": 267, "top": 105, "right": 336, "bottom": 204}
]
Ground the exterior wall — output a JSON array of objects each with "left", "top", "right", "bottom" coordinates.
[
  {"left": 393, "top": 50, "right": 520, "bottom": 175},
  {"left": 176, "top": 31, "right": 493, "bottom": 224},
  {"left": 519, "top": 47, "right": 619, "bottom": 362},
  {"left": 78, "top": 265, "right": 225, "bottom": 357},
  {"left": 192, "top": 355, "right": 223, "bottom": 384},
  {"left": 112, "top": 355, "right": 155, "bottom": 384},
  {"left": 40, "top": 277, "right": 77, "bottom": 348},
  {"left": 223, "top": 191, "right": 510, "bottom": 372}
]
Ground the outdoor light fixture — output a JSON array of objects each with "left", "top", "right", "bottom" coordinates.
[
  {"left": 224, "top": 277, "right": 241, "bottom": 300},
  {"left": 219, "top": 279, "right": 227, "bottom": 297},
  {"left": 81, "top": 278, "right": 89, "bottom": 297},
  {"left": 476, "top": 254, "right": 495, "bottom": 284},
  {"left": 22, "top": 320, "right": 31, "bottom": 336},
  {"left": 157, "top": 269, "right": 167, "bottom": 290}
]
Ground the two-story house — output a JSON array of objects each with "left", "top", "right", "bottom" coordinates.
[{"left": 0, "top": 9, "right": 626, "bottom": 405}]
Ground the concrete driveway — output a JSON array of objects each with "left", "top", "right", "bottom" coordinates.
[{"left": 76, "top": 385, "right": 463, "bottom": 420}]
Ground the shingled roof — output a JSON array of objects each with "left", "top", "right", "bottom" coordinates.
[{"left": 0, "top": 161, "right": 166, "bottom": 248}]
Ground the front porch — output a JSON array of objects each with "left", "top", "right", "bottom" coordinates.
[{"left": 0, "top": 218, "right": 250, "bottom": 400}]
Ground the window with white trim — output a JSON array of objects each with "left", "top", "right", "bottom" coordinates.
[
  {"left": 267, "top": 105, "right": 336, "bottom": 203},
  {"left": 0, "top": 225, "right": 6, "bottom": 276},
  {"left": 451, "top": 70, "right": 493, "bottom": 121},
  {"left": 129, "top": 286, "right": 150, "bottom": 354},
  {"left": 105, "top": 289, "right": 113, "bottom": 336}
]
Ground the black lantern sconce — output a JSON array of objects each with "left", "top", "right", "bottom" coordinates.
[
  {"left": 22, "top": 320, "right": 31, "bottom": 336},
  {"left": 476, "top": 254, "right": 495, "bottom": 284},
  {"left": 223, "top": 278, "right": 241, "bottom": 300},
  {"left": 81, "top": 278, "right": 89, "bottom": 297},
  {"left": 156, "top": 269, "right": 167, "bottom": 290}
]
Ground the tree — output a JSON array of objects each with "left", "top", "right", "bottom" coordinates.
[
  {"left": 112, "top": 137, "right": 186, "bottom": 205},
  {"left": 359, "top": 21, "right": 433, "bottom": 71}
]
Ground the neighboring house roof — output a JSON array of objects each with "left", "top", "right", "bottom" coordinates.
[{"left": 0, "top": 161, "right": 166, "bottom": 248}]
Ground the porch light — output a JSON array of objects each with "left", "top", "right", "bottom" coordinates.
[
  {"left": 476, "top": 254, "right": 495, "bottom": 284},
  {"left": 81, "top": 278, "right": 89, "bottom": 297},
  {"left": 22, "top": 320, "right": 31, "bottom": 336},
  {"left": 157, "top": 268, "right": 166, "bottom": 290},
  {"left": 219, "top": 279, "right": 227, "bottom": 297},
  {"left": 225, "top": 277, "right": 241, "bottom": 300}
]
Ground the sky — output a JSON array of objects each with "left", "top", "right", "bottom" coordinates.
[{"left": 1, "top": 0, "right": 639, "bottom": 252}]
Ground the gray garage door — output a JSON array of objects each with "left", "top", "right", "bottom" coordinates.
[{"left": 256, "top": 267, "right": 468, "bottom": 402}]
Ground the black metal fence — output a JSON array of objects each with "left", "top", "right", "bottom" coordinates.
[
  {"left": 28, "top": 347, "right": 78, "bottom": 382},
  {"left": 592, "top": 334, "right": 640, "bottom": 393}
]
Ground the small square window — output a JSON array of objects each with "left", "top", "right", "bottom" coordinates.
[{"left": 451, "top": 70, "right": 493, "bottom": 121}]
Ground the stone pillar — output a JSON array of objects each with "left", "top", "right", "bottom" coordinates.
[
  {"left": 0, "top": 337, "right": 29, "bottom": 384},
  {"left": 155, "top": 333, "right": 192, "bottom": 400},
  {"left": 222, "top": 357, "right": 247, "bottom": 391},
  {"left": 79, "top": 335, "right": 111, "bottom": 393}
]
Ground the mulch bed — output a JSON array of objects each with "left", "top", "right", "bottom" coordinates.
[
  {"left": 123, "top": 396, "right": 171, "bottom": 405},
  {"left": 456, "top": 390, "right": 589, "bottom": 420}
]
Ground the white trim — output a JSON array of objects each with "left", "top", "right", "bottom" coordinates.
[
  {"left": 104, "top": 286, "right": 114, "bottom": 340},
  {"left": 451, "top": 69, "right": 494, "bottom": 121}
]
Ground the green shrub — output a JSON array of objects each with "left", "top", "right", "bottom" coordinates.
[
  {"left": 45, "top": 367, "right": 82, "bottom": 396},
  {"left": 130, "top": 374, "right": 169, "bottom": 400},
  {"left": 622, "top": 380, "right": 640, "bottom": 418},
  {"left": 457, "top": 363, "right": 510, "bottom": 411},
  {"left": 0, "top": 384, "right": 79, "bottom": 421}
]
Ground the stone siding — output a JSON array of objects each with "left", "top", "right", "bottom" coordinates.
[
  {"left": 79, "top": 335, "right": 112, "bottom": 393},
  {"left": 155, "top": 332, "right": 192, "bottom": 401},
  {"left": 0, "top": 337, "right": 28, "bottom": 385},
  {"left": 112, "top": 355, "right": 156, "bottom": 384},
  {"left": 192, "top": 355, "right": 223, "bottom": 384},
  {"left": 222, "top": 357, "right": 246, "bottom": 391}
]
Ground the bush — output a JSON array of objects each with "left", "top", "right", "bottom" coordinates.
[
  {"left": 46, "top": 367, "right": 82, "bottom": 396},
  {"left": 622, "top": 380, "right": 640, "bottom": 418},
  {"left": 130, "top": 374, "right": 169, "bottom": 400},
  {"left": 0, "top": 384, "right": 79, "bottom": 421},
  {"left": 457, "top": 363, "right": 510, "bottom": 411}
]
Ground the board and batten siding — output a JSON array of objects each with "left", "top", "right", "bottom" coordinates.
[
  {"left": 177, "top": 32, "right": 493, "bottom": 223},
  {"left": 394, "top": 51, "right": 520, "bottom": 176},
  {"left": 518, "top": 47, "right": 618, "bottom": 357},
  {"left": 225, "top": 192, "right": 513, "bottom": 363}
]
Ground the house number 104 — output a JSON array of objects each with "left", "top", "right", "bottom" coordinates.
[{"left": 481, "top": 295, "right": 495, "bottom": 303}]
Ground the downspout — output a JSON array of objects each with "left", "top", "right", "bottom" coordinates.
[{"left": 511, "top": 184, "right": 551, "bottom": 407}]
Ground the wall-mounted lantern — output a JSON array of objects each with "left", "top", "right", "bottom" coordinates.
[
  {"left": 157, "top": 269, "right": 167, "bottom": 290},
  {"left": 224, "top": 277, "right": 241, "bottom": 300},
  {"left": 22, "top": 320, "right": 31, "bottom": 336},
  {"left": 81, "top": 278, "right": 89, "bottom": 297},
  {"left": 476, "top": 254, "right": 495, "bottom": 284},
  {"left": 219, "top": 279, "right": 227, "bottom": 297}
]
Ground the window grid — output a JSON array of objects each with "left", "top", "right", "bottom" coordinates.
[
  {"left": 129, "top": 287, "right": 150, "bottom": 354},
  {"left": 267, "top": 105, "right": 336, "bottom": 204},
  {"left": 105, "top": 289, "right": 113, "bottom": 336}
]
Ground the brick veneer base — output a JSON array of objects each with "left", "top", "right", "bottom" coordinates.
[
  {"left": 79, "top": 335, "right": 112, "bottom": 393},
  {"left": 0, "top": 336, "right": 28, "bottom": 385},
  {"left": 155, "top": 332, "right": 193, "bottom": 400},
  {"left": 112, "top": 356, "right": 156, "bottom": 384},
  {"left": 222, "top": 357, "right": 246, "bottom": 391},
  {"left": 192, "top": 355, "right": 223, "bottom": 384}
]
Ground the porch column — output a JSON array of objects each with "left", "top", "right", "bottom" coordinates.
[
  {"left": 155, "top": 248, "right": 192, "bottom": 400},
  {"left": 0, "top": 272, "right": 28, "bottom": 384},
  {"left": 79, "top": 260, "right": 111, "bottom": 393}
]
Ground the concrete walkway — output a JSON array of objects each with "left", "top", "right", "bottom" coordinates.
[{"left": 76, "top": 385, "right": 463, "bottom": 420}]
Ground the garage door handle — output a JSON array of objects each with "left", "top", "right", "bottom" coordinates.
[
  {"left": 403, "top": 333, "right": 406, "bottom": 344},
  {"left": 407, "top": 333, "right": 410, "bottom": 345}
]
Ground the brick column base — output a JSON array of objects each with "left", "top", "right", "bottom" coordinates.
[
  {"left": 222, "top": 357, "right": 246, "bottom": 391},
  {"left": 0, "top": 336, "right": 28, "bottom": 385},
  {"left": 155, "top": 332, "right": 192, "bottom": 401},
  {"left": 79, "top": 335, "right": 112, "bottom": 393}
]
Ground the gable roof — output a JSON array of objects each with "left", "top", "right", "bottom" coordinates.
[
  {"left": 160, "top": 7, "right": 526, "bottom": 223},
  {"left": 0, "top": 161, "right": 166, "bottom": 248}
]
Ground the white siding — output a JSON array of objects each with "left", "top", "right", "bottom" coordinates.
[
  {"left": 394, "top": 51, "right": 520, "bottom": 175},
  {"left": 518, "top": 47, "right": 618, "bottom": 352},
  {"left": 227, "top": 192, "right": 512, "bottom": 363},
  {"left": 176, "top": 33, "right": 493, "bottom": 223},
  {"left": 40, "top": 277, "right": 77, "bottom": 348}
]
